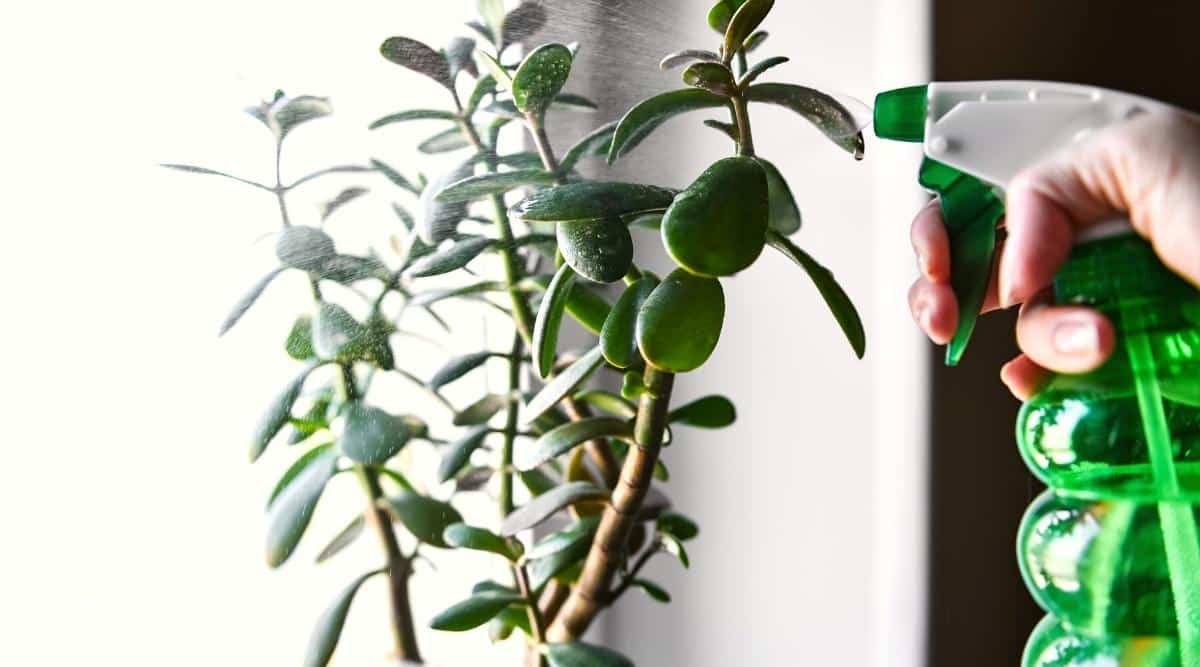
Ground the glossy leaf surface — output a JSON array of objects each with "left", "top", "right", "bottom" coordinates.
[
  {"left": 533, "top": 264, "right": 576, "bottom": 378},
  {"left": 385, "top": 492, "right": 463, "bottom": 548},
  {"left": 526, "top": 516, "right": 600, "bottom": 560},
  {"left": 601, "top": 276, "right": 659, "bottom": 368},
  {"left": 443, "top": 523, "right": 522, "bottom": 560},
  {"left": 517, "top": 417, "right": 632, "bottom": 471},
  {"left": 572, "top": 390, "right": 636, "bottom": 419},
  {"left": 438, "top": 425, "right": 490, "bottom": 483},
  {"left": 266, "top": 445, "right": 338, "bottom": 567},
  {"left": 521, "top": 346, "right": 606, "bottom": 424},
  {"left": 429, "top": 351, "right": 493, "bottom": 389},
  {"left": 662, "top": 156, "right": 768, "bottom": 277},
  {"left": 766, "top": 231, "right": 865, "bottom": 358},
  {"left": 738, "top": 55, "right": 789, "bottom": 88},
  {"left": 435, "top": 169, "right": 556, "bottom": 204},
  {"left": 500, "top": 481, "right": 608, "bottom": 536},
  {"left": 303, "top": 570, "right": 382, "bottom": 667},
  {"left": 544, "top": 642, "right": 634, "bottom": 667},
  {"left": 682, "top": 63, "right": 736, "bottom": 97},
  {"left": 454, "top": 393, "right": 507, "bottom": 427},
  {"left": 368, "top": 109, "right": 459, "bottom": 131},
  {"left": 661, "top": 534, "right": 691, "bottom": 568},
  {"left": 430, "top": 592, "right": 524, "bottom": 632},
  {"left": 512, "top": 43, "right": 573, "bottom": 117},
  {"left": 724, "top": 0, "right": 774, "bottom": 59},
  {"left": 657, "top": 512, "right": 701, "bottom": 541},
  {"left": 510, "top": 181, "right": 677, "bottom": 224},
  {"left": 608, "top": 89, "right": 728, "bottom": 163},
  {"left": 636, "top": 269, "right": 725, "bottom": 373},
  {"left": 669, "top": 395, "right": 737, "bottom": 428},
  {"left": 557, "top": 217, "right": 633, "bottom": 283},
  {"left": 559, "top": 121, "right": 618, "bottom": 174},
  {"left": 757, "top": 157, "right": 802, "bottom": 234},
  {"left": 380, "top": 36, "right": 452, "bottom": 89},
  {"left": 267, "top": 442, "right": 336, "bottom": 510},
  {"left": 660, "top": 49, "right": 722, "bottom": 70},
  {"left": 315, "top": 514, "right": 366, "bottom": 564},
  {"left": 632, "top": 579, "right": 671, "bottom": 603},
  {"left": 405, "top": 236, "right": 495, "bottom": 278},
  {"left": 744, "top": 83, "right": 866, "bottom": 159},
  {"left": 706, "top": 0, "right": 747, "bottom": 33}
]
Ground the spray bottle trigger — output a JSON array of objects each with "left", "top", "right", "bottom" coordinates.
[{"left": 918, "top": 158, "right": 1005, "bottom": 366}]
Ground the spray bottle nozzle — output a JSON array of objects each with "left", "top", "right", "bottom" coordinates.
[{"left": 873, "top": 85, "right": 928, "bottom": 142}]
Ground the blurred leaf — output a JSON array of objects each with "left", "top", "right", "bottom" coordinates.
[
  {"left": 438, "top": 425, "right": 490, "bottom": 483},
  {"left": 511, "top": 181, "right": 676, "bottom": 224},
  {"left": 488, "top": 606, "right": 532, "bottom": 642},
  {"left": 533, "top": 264, "right": 576, "bottom": 379},
  {"left": 340, "top": 401, "right": 411, "bottom": 465},
  {"left": 702, "top": 119, "right": 738, "bottom": 141},
  {"left": 479, "top": 51, "right": 513, "bottom": 90},
  {"left": 419, "top": 159, "right": 474, "bottom": 244},
  {"left": 553, "top": 93, "right": 599, "bottom": 111},
  {"left": 557, "top": 217, "right": 632, "bottom": 284},
  {"left": 706, "top": 0, "right": 746, "bottom": 33},
  {"left": 608, "top": 89, "right": 728, "bottom": 163},
  {"left": 419, "top": 127, "right": 472, "bottom": 154},
  {"left": 443, "top": 522, "right": 523, "bottom": 560},
  {"left": 251, "top": 363, "right": 318, "bottom": 462},
  {"left": 527, "top": 526, "right": 593, "bottom": 591},
  {"left": 303, "top": 569, "right": 383, "bottom": 667},
  {"left": 632, "top": 579, "right": 671, "bottom": 603},
  {"left": 466, "top": 74, "right": 498, "bottom": 116},
  {"left": 431, "top": 592, "right": 524, "bottom": 631},
  {"left": 409, "top": 280, "right": 508, "bottom": 307},
  {"left": 159, "top": 163, "right": 272, "bottom": 192},
  {"left": 518, "top": 417, "right": 631, "bottom": 471},
  {"left": 478, "top": 0, "right": 505, "bottom": 38},
  {"left": 380, "top": 36, "right": 452, "bottom": 89},
  {"left": 572, "top": 390, "right": 636, "bottom": 419},
  {"left": 446, "top": 36, "right": 478, "bottom": 80},
  {"left": 602, "top": 276, "right": 659, "bottom": 368},
  {"left": 669, "top": 395, "right": 736, "bottom": 428},
  {"left": 744, "top": 83, "right": 866, "bottom": 159},
  {"left": 314, "top": 255, "right": 389, "bottom": 285},
  {"left": 724, "top": 0, "right": 775, "bottom": 59},
  {"left": 469, "top": 151, "right": 544, "bottom": 170},
  {"left": 315, "top": 514, "right": 366, "bottom": 564},
  {"left": 657, "top": 512, "right": 700, "bottom": 541},
  {"left": 220, "top": 267, "right": 284, "bottom": 336},
  {"left": 436, "top": 169, "right": 556, "bottom": 204},
  {"left": 682, "top": 62, "right": 736, "bottom": 97},
  {"left": 757, "top": 157, "right": 802, "bottom": 234},
  {"left": 636, "top": 269, "right": 726, "bottom": 373},
  {"left": 500, "top": 1, "right": 547, "bottom": 51},
  {"left": 246, "top": 93, "right": 333, "bottom": 140},
  {"left": 454, "top": 393, "right": 507, "bottom": 426},
  {"left": 662, "top": 156, "right": 767, "bottom": 277},
  {"left": 519, "top": 467, "right": 559, "bottom": 497},
  {"left": 653, "top": 459, "right": 670, "bottom": 481},
  {"left": 560, "top": 121, "right": 617, "bottom": 174},
  {"left": 500, "top": 481, "right": 607, "bottom": 536},
  {"left": 361, "top": 313, "right": 396, "bottom": 371},
  {"left": 313, "top": 303, "right": 365, "bottom": 361},
  {"left": 738, "top": 55, "right": 789, "bottom": 88},
  {"left": 522, "top": 346, "right": 605, "bottom": 424},
  {"left": 277, "top": 226, "right": 336, "bottom": 272},
  {"left": 266, "top": 444, "right": 338, "bottom": 567},
  {"left": 455, "top": 466, "right": 494, "bottom": 492},
  {"left": 405, "top": 236, "right": 495, "bottom": 278},
  {"left": 743, "top": 30, "right": 769, "bottom": 52},
  {"left": 385, "top": 492, "right": 463, "bottom": 547},
  {"left": 544, "top": 642, "right": 634, "bottom": 667},
  {"left": 430, "top": 351, "right": 494, "bottom": 389},
  {"left": 370, "top": 158, "right": 420, "bottom": 194},
  {"left": 766, "top": 231, "right": 865, "bottom": 358},
  {"left": 566, "top": 284, "right": 612, "bottom": 335},
  {"left": 320, "top": 187, "right": 369, "bottom": 221},
  {"left": 659, "top": 49, "right": 722, "bottom": 70},
  {"left": 661, "top": 534, "right": 690, "bottom": 568},
  {"left": 512, "top": 43, "right": 573, "bottom": 117},
  {"left": 369, "top": 109, "right": 459, "bottom": 131},
  {"left": 267, "top": 442, "right": 336, "bottom": 510},
  {"left": 526, "top": 516, "right": 600, "bottom": 560}
]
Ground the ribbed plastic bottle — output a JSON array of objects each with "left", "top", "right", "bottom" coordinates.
[{"left": 1017, "top": 231, "right": 1200, "bottom": 666}]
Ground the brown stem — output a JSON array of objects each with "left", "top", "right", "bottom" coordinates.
[
  {"left": 538, "top": 580, "right": 570, "bottom": 626},
  {"left": 356, "top": 466, "right": 422, "bottom": 663},
  {"left": 545, "top": 367, "right": 675, "bottom": 641},
  {"left": 561, "top": 397, "right": 620, "bottom": 488}
]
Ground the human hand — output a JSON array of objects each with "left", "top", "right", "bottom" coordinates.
[{"left": 907, "top": 111, "right": 1200, "bottom": 399}]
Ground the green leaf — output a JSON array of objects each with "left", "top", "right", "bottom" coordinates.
[
  {"left": 466, "top": 75, "right": 498, "bottom": 116},
  {"left": 661, "top": 534, "right": 690, "bottom": 568},
  {"left": 438, "top": 425, "right": 490, "bottom": 483},
  {"left": 287, "top": 387, "right": 332, "bottom": 444},
  {"left": 702, "top": 119, "right": 738, "bottom": 141},
  {"left": 430, "top": 592, "right": 525, "bottom": 632},
  {"left": 419, "top": 160, "right": 474, "bottom": 244},
  {"left": 560, "top": 121, "right": 618, "bottom": 174},
  {"left": 430, "top": 351, "right": 494, "bottom": 389},
  {"left": 519, "top": 467, "right": 560, "bottom": 497},
  {"left": 553, "top": 93, "right": 599, "bottom": 111},
  {"left": 246, "top": 94, "right": 334, "bottom": 140},
  {"left": 527, "top": 526, "right": 595, "bottom": 591},
  {"left": 565, "top": 283, "right": 612, "bottom": 335},
  {"left": 410, "top": 280, "right": 508, "bottom": 307},
  {"left": 601, "top": 276, "right": 659, "bottom": 368},
  {"left": 518, "top": 417, "right": 632, "bottom": 471},
  {"left": 669, "top": 395, "right": 736, "bottom": 428},
  {"left": 510, "top": 181, "right": 678, "bottom": 224},
  {"left": 266, "top": 444, "right": 338, "bottom": 566},
  {"left": 557, "top": 217, "right": 633, "bottom": 284},
  {"left": 659, "top": 49, "right": 722, "bottom": 70},
  {"left": 405, "top": 236, "right": 495, "bottom": 278},
  {"left": 757, "top": 157, "right": 802, "bottom": 234},
  {"left": 371, "top": 158, "right": 420, "bottom": 194},
  {"left": 662, "top": 156, "right": 768, "bottom": 277},
  {"left": 533, "top": 264, "right": 577, "bottom": 379},
  {"left": 454, "top": 393, "right": 508, "bottom": 426},
  {"left": 436, "top": 169, "right": 556, "bottom": 204},
  {"left": 369, "top": 108, "right": 459, "bottom": 131},
  {"left": 526, "top": 517, "right": 600, "bottom": 560},
  {"left": 446, "top": 36, "right": 478, "bottom": 80},
  {"left": 500, "top": 1, "right": 548, "bottom": 51},
  {"left": 159, "top": 163, "right": 271, "bottom": 192},
  {"left": 706, "top": 0, "right": 747, "bottom": 33},
  {"left": 385, "top": 492, "right": 463, "bottom": 548},
  {"left": 443, "top": 522, "right": 523, "bottom": 560},
  {"left": 512, "top": 43, "right": 573, "bottom": 117},
  {"left": 636, "top": 269, "right": 725, "bottom": 373},
  {"left": 303, "top": 570, "right": 383, "bottom": 667},
  {"left": 682, "top": 62, "right": 736, "bottom": 97},
  {"left": 489, "top": 606, "right": 532, "bottom": 642},
  {"left": 277, "top": 226, "right": 336, "bottom": 272},
  {"left": 220, "top": 267, "right": 284, "bottom": 336},
  {"left": 744, "top": 83, "right": 866, "bottom": 159},
  {"left": 766, "top": 231, "right": 866, "bottom": 358},
  {"left": 251, "top": 363, "right": 317, "bottom": 462},
  {"left": 743, "top": 30, "right": 769, "bottom": 52},
  {"left": 313, "top": 255, "right": 388, "bottom": 285},
  {"left": 608, "top": 89, "right": 728, "bottom": 163},
  {"left": 419, "top": 127, "right": 472, "bottom": 154},
  {"left": 738, "top": 55, "right": 789, "bottom": 88},
  {"left": 340, "top": 402, "right": 411, "bottom": 465},
  {"left": 313, "top": 303, "right": 365, "bottom": 361},
  {"left": 521, "top": 346, "right": 605, "bottom": 425},
  {"left": 657, "top": 512, "right": 700, "bottom": 541},
  {"left": 478, "top": 0, "right": 505, "bottom": 38},
  {"left": 478, "top": 51, "right": 513, "bottom": 90},
  {"left": 544, "top": 642, "right": 634, "bottom": 667},
  {"left": 724, "top": 0, "right": 775, "bottom": 60},
  {"left": 315, "top": 514, "right": 366, "bottom": 564},
  {"left": 267, "top": 442, "right": 337, "bottom": 510},
  {"left": 320, "top": 187, "right": 369, "bottom": 221},
  {"left": 572, "top": 390, "right": 636, "bottom": 419},
  {"left": 380, "top": 36, "right": 452, "bottom": 89},
  {"left": 500, "top": 481, "right": 608, "bottom": 536},
  {"left": 632, "top": 579, "right": 671, "bottom": 603}
]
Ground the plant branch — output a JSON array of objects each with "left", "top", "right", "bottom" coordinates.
[
  {"left": 499, "top": 332, "right": 524, "bottom": 517},
  {"left": 273, "top": 139, "right": 292, "bottom": 227},
  {"left": 608, "top": 541, "right": 661, "bottom": 602},
  {"left": 546, "top": 367, "right": 676, "bottom": 641},
  {"left": 525, "top": 114, "right": 563, "bottom": 182},
  {"left": 731, "top": 94, "right": 756, "bottom": 157}
]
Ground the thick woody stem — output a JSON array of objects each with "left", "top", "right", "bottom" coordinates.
[{"left": 545, "top": 367, "right": 675, "bottom": 641}]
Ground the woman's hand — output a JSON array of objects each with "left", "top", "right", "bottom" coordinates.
[{"left": 907, "top": 111, "right": 1200, "bottom": 399}]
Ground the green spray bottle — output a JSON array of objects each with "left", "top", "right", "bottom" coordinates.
[{"left": 875, "top": 82, "right": 1200, "bottom": 666}]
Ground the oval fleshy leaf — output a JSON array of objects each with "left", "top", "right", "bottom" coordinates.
[
  {"left": 405, "top": 236, "right": 495, "bottom": 278},
  {"left": 443, "top": 523, "right": 523, "bottom": 560},
  {"left": 668, "top": 395, "right": 737, "bottom": 428},
  {"left": 534, "top": 263, "right": 577, "bottom": 379},
  {"left": 430, "top": 592, "right": 525, "bottom": 632},
  {"left": 220, "top": 267, "right": 285, "bottom": 336},
  {"left": 380, "top": 36, "right": 452, "bottom": 89},
  {"left": 429, "top": 351, "right": 494, "bottom": 389},
  {"left": 557, "top": 217, "right": 633, "bottom": 284},
  {"left": 706, "top": 0, "right": 746, "bottom": 33},
  {"left": 660, "top": 49, "right": 722, "bottom": 70},
  {"left": 454, "top": 393, "right": 508, "bottom": 427},
  {"left": 511, "top": 181, "right": 677, "bottom": 224},
  {"left": 526, "top": 517, "right": 600, "bottom": 560},
  {"left": 266, "top": 446, "right": 339, "bottom": 567},
  {"left": 277, "top": 226, "right": 336, "bottom": 272},
  {"left": 572, "top": 390, "right": 636, "bottom": 419},
  {"left": 369, "top": 109, "right": 459, "bottom": 131},
  {"left": 438, "top": 425, "right": 490, "bottom": 483},
  {"left": 662, "top": 156, "right": 768, "bottom": 277},
  {"left": 744, "top": 83, "right": 867, "bottom": 159},
  {"left": 385, "top": 492, "right": 463, "bottom": 548},
  {"left": 420, "top": 159, "right": 474, "bottom": 244},
  {"left": 522, "top": 347, "right": 605, "bottom": 424},
  {"left": 313, "top": 303, "right": 366, "bottom": 361},
  {"left": 303, "top": 569, "right": 383, "bottom": 667},
  {"left": 657, "top": 512, "right": 700, "bottom": 541},
  {"left": 285, "top": 315, "right": 315, "bottom": 361},
  {"left": 512, "top": 43, "right": 573, "bottom": 117},
  {"left": 315, "top": 514, "right": 366, "bottom": 564},
  {"left": 544, "top": 642, "right": 634, "bottom": 667},
  {"left": 757, "top": 157, "right": 802, "bottom": 234},
  {"left": 517, "top": 417, "right": 632, "bottom": 471},
  {"left": 724, "top": 0, "right": 775, "bottom": 60},
  {"left": 560, "top": 121, "right": 618, "bottom": 174},
  {"left": 682, "top": 62, "right": 736, "bottom": 97},
  {"left": 636, "top": 269, "right": 725, "bottom": 373},
  {"left": 340, "top": 402, "right": 411, "bottom": 465},
  {"left": 609, "top": 89, "right": 728, "bottom": 163},
  {"left": 436, "top": 169, "right": 557, "bottom": 204},
  {"left": 267, "top": 442, "right": 337, "bottom": 510},
  {"left": 601, "top": 276, "right": 659, "bottom": 368},
  {"left": 500, "top": 481, "right": 608, "bottom": 536},
  {"left": 766, "top": 231, "right": 866, "bottom": 358},
  {"left": 738, "top": 55, "right": 789, "bottom": 88},
  {"left": 251, "top": 363, "right": 318, "bottom": 462}
]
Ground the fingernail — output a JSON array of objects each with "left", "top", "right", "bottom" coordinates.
[{"left": 1053, "top": 321, "right": 1100, "bottom": 356}]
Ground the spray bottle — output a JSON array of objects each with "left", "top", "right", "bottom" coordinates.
[{"left": 874, "top": 82, "right": 1200, "bottom": 666}]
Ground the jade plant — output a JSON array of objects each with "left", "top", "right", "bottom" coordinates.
[{"left": 166, "top": 0, "right": 866, "bottom": 664}]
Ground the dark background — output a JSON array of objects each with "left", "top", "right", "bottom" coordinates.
[{"left": 927, "top": 1, "right": 1200, "bottom": 665}]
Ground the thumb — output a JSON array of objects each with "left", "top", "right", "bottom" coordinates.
[{"left": 999, "top": 111, "right": 1200, "bottom": 307}]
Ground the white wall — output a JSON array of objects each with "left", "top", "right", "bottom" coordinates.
[{"left": 0, "top": 0, "right": 929, "bottom": 665}]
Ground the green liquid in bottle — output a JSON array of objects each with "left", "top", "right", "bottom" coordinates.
[{"left": 1018, "top": 234, "right": 1200, "bottom": 666}]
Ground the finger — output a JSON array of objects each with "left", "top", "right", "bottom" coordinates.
[
  {"left": 911, "top": 199, "right": 950, "bottom": 283},
  {"left": 1000, "top": 354, "right": 1050, "bottom": 401},
  {"left": 908, "top": 278, "right": 958, "bottom": 345},
  {"left": 1015, "top": 293, "right": 1116, "bottom": 374}
]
